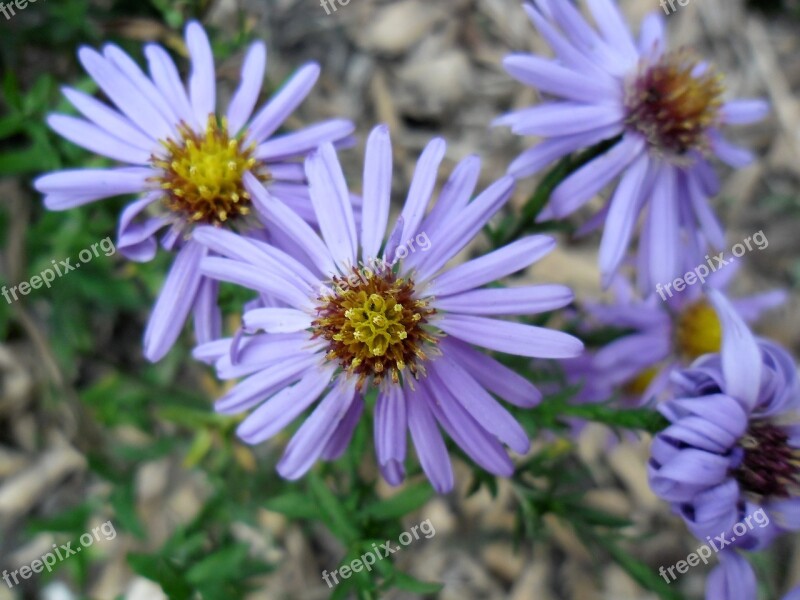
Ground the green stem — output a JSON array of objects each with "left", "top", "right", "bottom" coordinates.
[
  {"left": 556, "top": 403, "right": 669, "bottom": 435},
  {"left": 494, "top": 135, "right": 622, "bottom": 247}
]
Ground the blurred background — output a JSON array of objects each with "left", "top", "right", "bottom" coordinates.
[{"left": 1, "top": 0, "right": 799, "bottom": 598}]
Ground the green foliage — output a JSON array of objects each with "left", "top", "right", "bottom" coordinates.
[{"left": 0, "top": 3, "right": 725, "bottom": 600}]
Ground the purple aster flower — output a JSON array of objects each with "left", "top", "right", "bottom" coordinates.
[
  {"left": 648, "top": 290, "right": 800, "bottom": 551},
  {"left": 706, "top": 550, "right": 799, "bottom": 600},
  {"left": 705, "top": 551, "right": 756, "bottom": 600},
  {"left": 192, "top": 125, "right": 584, "bottom": 492},
  {"left": 495, "top": 0, "right": 768, "bottom": 290},
  {"left": 564, "top": 266, "right": 785, "bottom": 406},
  {"left": 33, "top": 21, "right": 354, "bottom": 361}
]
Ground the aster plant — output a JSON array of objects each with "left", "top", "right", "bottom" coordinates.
[
  {"left": 564, "top": 266, "right": 785, "bottom": 407},
  {"left": 34, "top": 21, "right": 354, "bottom": 361},
  {"left": 19, "top": 3, "right": 798, "bottom": 598},
  {"left": 192, "top": 125, "right": 584, "bottom": 492},
  {"left": 648, "top": 291, "right": 800, "bottom": 596},
  {"left": 495, "top": 0, "right": 769, "bottom": 291}
]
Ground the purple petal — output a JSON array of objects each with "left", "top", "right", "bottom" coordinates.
[
  {"left": 200, "top": 256, "right": 312, "bottom": 309},
  {"left": 419, "top": 154, "right": 481, "bottom": 239},
  {"left": 102, "top": 43, "right": 179, "bottom": 128},
  {"left": 255, "top": 119, "right": 355, "bottom": 162},
  {"left": 143, "top": 240, "right": 206, "bottom": 362},
  {"left": 412, "top": 176, "right": 516, "bottom": 281},
  {"left": 247, "top": 63, "right": 320, "bottom": 144},
  {"left": 227, "top": 41, "right": 267, "bottom": 134},
  {"left": 36, "top": 168, "right": 153, "bottom": 210},
  {"left": 236, "top": 366, "right": 333, "bottom": 443},
  {"left": 360, "top": 125, "right": 393, "bottom": 260},
  {"left": 144, "top": 44, "right": 198, "bottom": 129},
  {"left": 440, "top": 337, "right": 541, "bottom": 407},
  {"left": 305, "top": 143, "right": 358, "bottom": 270},
  {"left": 213, "top": 334, "right": 318, "bottom": 379},
  {"left": 430, "top": 357, "right": 529, "bottom": 454},
  {"left": 267, "top": 162, "right": 306, "bottom": 182},
  {"left": 77, "top": 46, "right": 173, "bottom": 140},
  {"left": 399, "top": 137, "right": 446, "bottom": 244},
  {"left": 784, "top": 585, "right": 800, "bottom": 600},
  {"left": 720, "top": 99, "right": 769, "bottom": 125},
  {"left": 646, "top": 165, "right": 680, "bottom": 290},
  {"left": 321, "top": 394, "right": 364, "bottom": 460},
  {"left": 374, "top": 386, "right": 408, "bottom": 485},
  {"left": 193, "top": 277, "right": 221, "bottom": 345},
  {"left": 708, "top": 289, "right": 762, "bottom": 408},
  {"left": 193, "top": 225, "right": 319, "bottom": 291},
  {"left": 502, "top": 54, "right": 621, "bottom": 103},
  {"left": 425, "top": 235, "right": 555, "bottom": 297},
  {"left": 242, "top": 307, "right": 313, "bottom": 333},
  {"left": 406, "top": 387, "right": 454, "bottom": 494},
  {"left": 374, "top": 384, "right": 407, "bottom": 476},
  {"left": 506, "top": 124, "right": 622, "bottom": 179},
  {"left": 547, "top": 134, "right": 645, "bottom": 219},
  {"left": 522, "top": 4, "right": 617, "bottom": 83},
  {"left": 437, "top": 314, "right": 584, "bottom": 359},
  {"left": 218, "top": 354, "right": 321, "bottom": 414},
  {"left": 731, "top": 290, "right": 788, "bottom": 322},
  {"left": 684, "top": 170, "right": 725, "bottom": 250},
  {"left": 47, "top": 114, "right": 151, "bottom": 164},
  {"left": 710, "top": 131, "right": 755, "bottom": 168},
  {"left": 117, "top": 192, "right": 170, "bottom": 262},
  {"left": 540, "top": 0, "right": 630, "bottom": 71},
  {"left": 706, "top": 552, "right": 757, "bottom": 600},
  {"left": 186, "top": 21, "right": 216, "bottom": 125},
  {"left": 433, "top": 284, "right": 573, "bottom": 316},
  {"left": 585, "top": 0, "right": 638, "bottom": 60},
  {"left": 277, "top": 377, "right": 357, "bottom": 479},
  {"left": 638, "top": 12, "right": 666, "bottom": 59},
  {"left": 497, "top": 102, "right": 625, "bottom": 137},
  {"left": 594, "top": 332, "right": 670, "bottom": 370},
  {"left": 422, "top": 379, "right": 514, "bottom": 476},
  {"left": 599, "top": 152, "right": 651, "bottom": 286},
  {"left": 61, "top": 87, "right": 157, "bottom": 150},
  {"left": 245, "top": 173, "right": 336, "bottom": 276}
]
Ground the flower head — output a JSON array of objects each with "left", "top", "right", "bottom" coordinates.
[
  {"left": 193, "top": 125, "right": 584, "bottom": 492},
  {"left": 648, "top": 290, "right": 800, "bottom": 550},
  {"left": 34, "top": 21, "right": 354, "bottom": 361},
  {"left": 564, "top": 267, "right": 784, "bottom": 406},
  {"left": 496, "top": 0, "right": 768, "bottom": 290}
]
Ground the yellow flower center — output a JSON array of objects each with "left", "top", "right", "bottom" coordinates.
[
  {"left": 312, "top": 265, "right": 437, "bottom": 387},
  {"left": 675, "top": 300, "right": 722, "bottom": 360},
  {"left": 626, "top": 51, "right": 724, "bottom": 157},
  {"left": 153, "top": 115, "right": 269, "bottom": 226},
  {"left": 624, "top": 365, "right": 660, "bottom": 397}
]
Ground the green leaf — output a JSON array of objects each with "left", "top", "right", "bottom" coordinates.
[
  {"left": 264, "top": 492, "right": 321, "bottom": 520},
  {"left": 601, "top": 537, "right": 683, "bottom": 600},
  {"left": 26, "top": 503, "right": 93, "bottom": 536},
  {"left": 391, "top": 572, "right": 444, "bottom": 595},
  {"left": 361, "top": 483, "right": 434, "bottom": 521},
  {"left": 110, "top": 482, "right": 146, "bottom": 539},
  {"left": 185, "top": 545, "right": 250, "bottom": 584},
  {"left": 128, "top": 554, "right": 192, "bottom": 600},
  {"left": 308, "top": 474, "right": 360, "bottom": 544}
]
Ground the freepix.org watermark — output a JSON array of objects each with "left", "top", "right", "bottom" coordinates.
[
  {"left": 659, "top": 508, "right": 770, "bottom": 584},
  {"left": 655, "top": 230, "right": 768, "bottom": 301},
  {"left": 322, "top": 518, "right": 435, "bottom": 588},
  {"left": 3, "top": 521, "right": 117, "bottom": 588},
  {"left": 319, "top": 0, "right": 352, "bottom": 15},
  {"left": 315, "top": 232, "right": 431, "bottom": 297},
  {"left": 660, "top": 0, "right": 692, "bottom": 15},
  {"left": 2, "top": 237, "right": 116, "bottom": 304},
  {"left": 0, "top": 0, "right": 43, "bottom": 20}
]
